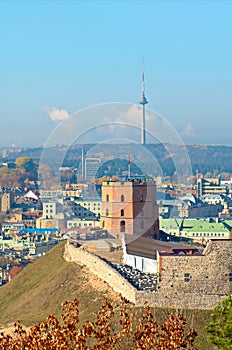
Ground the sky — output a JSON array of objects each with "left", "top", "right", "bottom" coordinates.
[{"left": 1, "top": 0, "right": 232, "bottom": 147}]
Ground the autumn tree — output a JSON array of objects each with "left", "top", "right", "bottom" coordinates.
[
  {"left": 205, "top": 294, "right": 232, "bottom": 350},
  {"left": 0, "top": 298, "right": 198, "bottom": 349},
  {"left": 15, "top": 157, "right": 35, "bottom": 172}
]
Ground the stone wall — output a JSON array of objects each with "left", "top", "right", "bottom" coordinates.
[
  {"left": 64, "top": 242, "right": 137, "bottom": 303},
  {"left": 64, "top": 240, "right": 232, "bottom": 310},
  {"left": 158, "top": 240, "right": 232, "bottom": 295}
]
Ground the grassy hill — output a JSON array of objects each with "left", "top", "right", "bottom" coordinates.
[
  {"left": 0, "top": 241, "right": 213, "bottom": 349},
  {"left": 0, "top": 241, "right": 119, "bottom": 326}
]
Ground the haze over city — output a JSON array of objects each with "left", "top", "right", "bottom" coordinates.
[{"left": 1, "top": 0, "right": 232, "bottom": 147}]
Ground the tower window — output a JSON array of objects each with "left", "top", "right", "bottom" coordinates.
[
  {"left": 121, "top": 209, "right": 124, "bottom": 217},
  {"left": 184, "top": 273, "right": 191, "bottom": 282},
  {"left": 229, "top": 272, "right": 232, "bottom": 282},
  {"left": 120, "top": 220, "right": 125, "bottom": 233},
  {"left": 121, "top": 194, "right": 125, "bottom": 202},
  {"left": 106, "top": 194, "right": 109, "bottom": 202},
  {"left": 141, "top": 220, "right": 144, "bottom": 229},
  {"left": 140, "top": 194, "right": 143, "bottom": 202},
  {"left": 106, "top": 209, "right": 109, "bottom": 216}
]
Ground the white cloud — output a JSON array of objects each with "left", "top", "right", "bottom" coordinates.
[
  {"left": 41, "top": 106, "right": 69, "bottom": 121},
  {"left": 182, "top": 123, "right": 196, "bottom": 137}
]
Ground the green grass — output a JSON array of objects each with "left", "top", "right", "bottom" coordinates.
[
  {"left": 0, "top": 241, "right": 114, "bottom": 326},
  {"left": 0, "top": 241, "right": 213, "bottom": 349}
]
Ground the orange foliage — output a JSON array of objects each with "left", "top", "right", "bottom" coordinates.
[{"left": 0, "top": 298, "right": 198, "bottom": 349}]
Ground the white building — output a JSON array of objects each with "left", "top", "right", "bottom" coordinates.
[{"left": 122, "top": 234, "right": 175, "bottom": 274}]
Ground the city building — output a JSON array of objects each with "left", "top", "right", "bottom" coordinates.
[
  {"left": 84, "top": 158, "right": 101, "bottom": 180},
  {"left": 0, "top": 228, "right": 61, "bottom": 255},
  {"left": 197, "top": 178, "right": 227, "bottom": 197},
  {"left": 71, "top": 197, "right": 101, "bottom": 220},
  {"left": 42, "top": 201, "right": 57, "bottom": 219},
  {"left": 158, "top": 197, "right": 222, "bottom": 218},
  {"left": 1, "top": 222, "right": 24, "bottom": 236},
  {"left": 9, "top": 212, "right": 42, "bottom": 228},
  {"left": 122, "top": 234, "right": 179, "bottom": 273},
  {"left": 81, "top": 149, "right": 101, "bottom": 180},
  {"left": 0, "top": 192, "right": 13, "bottom": 212},
  {"left": 100, "top": 179, "right": 159, "bottom": 238},
  {"left": 160, "top": 217, "right": 232, "bottom": 242},
  {"left": 66, "top": 218, "right": 100, "bottom": 229}
]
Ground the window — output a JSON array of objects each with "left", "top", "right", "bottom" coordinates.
[
  {"left": 106, "top": 209, "right": 109, "bottom": 216},
  {"left": 141, "top": 220, "right": 144, "bottom": 229},
  {"left": 229, "top": 272, "right": 232, "bottom": 282},
  {"left": 121, "top": 194, "right": 124, "bottom": 202},
  {"left": 106, "top": 194, "right": 109, "bottom": 202},
  {"left": 121, "top": 209, "right": 124, "bottom": 217},
  {"left": 120, "top": 220, "right": 125, "bottom": 233},
  {"left": 102, "top": 220, "right": 105, "bottom": 228},
  {"left": 141, "top": 209, "right": 144, "bottom": 216},
  {"left": 184, "top": 273, "right": 191, "bottom": 282},
  {"left": 140, "top": 194, "right": 143, "bottom": 202}
]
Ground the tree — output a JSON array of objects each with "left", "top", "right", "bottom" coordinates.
[
  {"left": 15, "top": 157, "right": 35, "bottom": 172},
  {"left": 205, "top": 294, "right": 232, "bottom": 350},
  {"left": 0, "top": 298, "right": 198, "bottom": 349}
]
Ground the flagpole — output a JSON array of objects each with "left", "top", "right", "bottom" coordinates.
[{"left": 128, "top": 153, "right": 131, "bottom": 178}]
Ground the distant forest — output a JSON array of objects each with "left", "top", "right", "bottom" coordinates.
[{"left": 2, "top": 144, "right": 232, "bottom": 178}]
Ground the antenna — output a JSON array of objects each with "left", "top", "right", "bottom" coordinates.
[
  {"left": 139, "top": 59, "right": 148, "bottom": 145},
  {"left": 142, "top": 58, "right": 145, "bottom": 96},
  {"left": 128, "top": 153, "right": 131, "bottom": 178}
]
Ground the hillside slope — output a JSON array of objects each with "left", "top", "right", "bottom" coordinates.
[
  {"left": 0, "top": 241, "right": 119, "bottom": 326},
  {"left": 0, "top": 241, "right": 213, "bottom": 349}
]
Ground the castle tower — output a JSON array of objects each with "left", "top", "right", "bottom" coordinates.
[
  {"left": 139, "top": 60, "right": 148, "bottom": 145},
  {"left": 100, "top": 179, "right": 159, "bottom": 239}
]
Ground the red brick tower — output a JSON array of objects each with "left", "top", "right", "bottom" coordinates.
[{"left": 100, "top": 179, "right": 159, "bottom": 239}]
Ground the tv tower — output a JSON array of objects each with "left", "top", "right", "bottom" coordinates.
[{"left": 139, "top": 59, "right": 148, "bottom": 145}]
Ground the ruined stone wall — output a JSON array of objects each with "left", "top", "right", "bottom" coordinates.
[
  {"left": 134, "top": 290, "right": 226, "bottom": 309},
  {"left": 64, "top": 242, "right": 137, "bottom": 303},
  {"left": 64, "top": 240, "right": 232, "bottom": 310},
  {"left": 158, "top": 240, "right": 232, "bottom": 295}
]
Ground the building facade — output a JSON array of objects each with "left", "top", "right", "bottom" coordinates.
[
  {"left": 197, "top": 178, "right": 227, "bottom": 197},
  {"left": 100, "top": 179, "right": 159, "bottom": 238},
  {"left": 0, "top": 192, "right": 13, "bottom": 212},
  {"left": 83, "top": 158, "right": 101, "bottom": 180},
  {"left": 160, "top": 217, "right": 232, "bottom": 242}
]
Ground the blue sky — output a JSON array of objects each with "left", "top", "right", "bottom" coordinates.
[{"left": 1, "top": 0, "right": 232, "bottom": 147}]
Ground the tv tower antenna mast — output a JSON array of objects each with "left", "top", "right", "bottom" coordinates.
[{"left": 139, "top": 59, "right": 148, "bottom": 145}]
